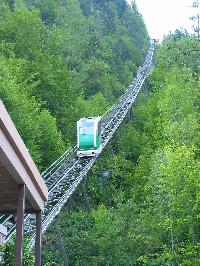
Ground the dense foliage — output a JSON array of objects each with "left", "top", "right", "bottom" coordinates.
[
  {"left": 0, "top": 0, "right": 149, "bottom": 264},
  {"left": 0, "top": 235, "right": 34, "bottom": 266},
  {"left": 1, "top": 0, "right": 199, "bottom": 265},
  {"left": 0, "top": 0, "right": 149, "bottom": 171},
  {"left": 42, "top": 33, "right": 200, "bottom": 265}
]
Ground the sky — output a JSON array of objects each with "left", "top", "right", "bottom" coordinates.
[{"left": 126, "top": 0, "right": 196, "bottom": 40}]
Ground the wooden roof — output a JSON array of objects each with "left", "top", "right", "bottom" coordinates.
[{"left": 0, "top": 100, "right": 48, "bottom": 213}]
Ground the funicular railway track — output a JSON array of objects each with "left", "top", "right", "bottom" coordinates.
[{"left": 0, "top": 40, "right": 155, "bottom": 248}]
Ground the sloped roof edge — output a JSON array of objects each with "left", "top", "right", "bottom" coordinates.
[{"left": 0, "top": 100, "right": 48, "bottom": 202}]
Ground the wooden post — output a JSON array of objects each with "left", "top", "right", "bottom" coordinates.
[
  {"left": 35, "top": 211, "right": 42, "bottom": 266},
  {"left": 15, "top": 184, "right": 25, "bottom": 266}
]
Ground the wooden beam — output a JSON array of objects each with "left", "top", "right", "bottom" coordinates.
[
  {"left": 35, "top": 211, "right": 42, "bottom": 266},
  {"left": 15, "top": 184, "right": 25, "bottom": 266}
]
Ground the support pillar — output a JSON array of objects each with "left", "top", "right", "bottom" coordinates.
[
  {"left": 55, "top": 221, "right": 69, "bottom": 266},
  {"left": 15, "top": 184, "right": 25, "bottom": 266},
  {"left": 35, "top": 211, "right": 42, "bottom": 266},
  {"left": 82, "top": 177, "right": 90, "bottom": 212}
]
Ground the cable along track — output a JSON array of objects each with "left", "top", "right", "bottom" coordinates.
[{"left": 0, "top": 41, "right": 155, "bottom": 248}]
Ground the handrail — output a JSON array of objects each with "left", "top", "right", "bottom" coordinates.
[{"left": 42, "top": 146, "right": 74, "bottom": 181}]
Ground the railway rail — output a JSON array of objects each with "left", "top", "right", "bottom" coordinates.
[{"left": 0, "top": 40, "right": 156, "bottom": 248}]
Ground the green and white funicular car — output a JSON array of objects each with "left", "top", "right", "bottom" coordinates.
[{"left": 77, "top": 116, "right": 102, "bottom": 157}]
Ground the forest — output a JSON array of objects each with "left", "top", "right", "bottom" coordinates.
[{"left": 0, "top": 0, "right": 199, "bottom": 265}]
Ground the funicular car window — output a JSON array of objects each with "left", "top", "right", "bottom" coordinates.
[{"left": 80, "top": 121, "right": 94, "bottom": 134}]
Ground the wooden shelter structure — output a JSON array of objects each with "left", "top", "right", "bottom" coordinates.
[{"left": 0, "top": 100, "right": 48, "bottom": 265}]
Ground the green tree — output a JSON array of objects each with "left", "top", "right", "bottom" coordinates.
[
  {"left": 0, "top": 55, "right": 66, "bottom": 169},
  {"left": 0, "top": 235, "right": 34, "bottom": 266}
]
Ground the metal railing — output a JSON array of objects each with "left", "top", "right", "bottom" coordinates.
[{"left": 42, "top": 146, "right": 75, "bottom": 181}]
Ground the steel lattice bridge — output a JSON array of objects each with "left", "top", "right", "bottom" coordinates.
[{"left": 0, "top": 40, "right": 155, "bottom": 248}]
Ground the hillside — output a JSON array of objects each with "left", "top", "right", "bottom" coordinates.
[
  {"left": 40, "top": 32, "right": 199, "bottom": 266},
  {"left": 0, "top": 0, "right": 149, "bottom": 170},
  {"left": 0, "top": 0, "right": 199, "bottom": 265}
]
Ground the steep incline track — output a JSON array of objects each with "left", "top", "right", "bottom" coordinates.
[{"left": 0, "top": 40, "right": 155, "bottom": 248}]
